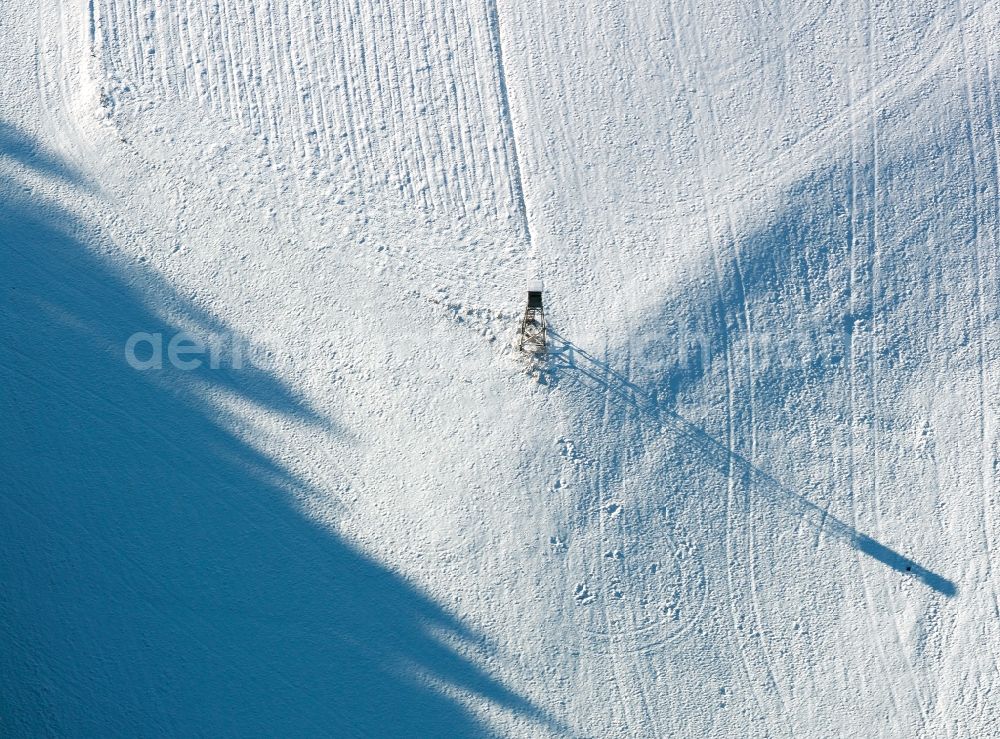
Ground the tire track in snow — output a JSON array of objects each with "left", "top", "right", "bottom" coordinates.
[
  {"left": 683, "top": 1, "right": 788, "bottom": 722},
  {"left": 36, "top": 1, "right": 397, "bottom": 517},
  {"left": 870, "top": 9, "right": 942, "bottom": 730},
  {"left": 462, "top": 0, "right": 505, "bottom": 223},
  {"left": 950, "top": 6, "right": 1000, "bottom": 732},
  {"left": 666, "top": 1, "right": 784, "bottom": 729},
  {"left": 600, "top": 395, "right": 660, "bottom": 739},
  {"left": 92, "top": 0, "right": 527, "bottom": 229},
  {"left": 864, "top": 6, "right": 938, "bottom": 730},
  {"left": 584, "top": 381, "right": 639, "bottom": 737},
  {"left": 958, "top": 0, "right": 993, "bottom": 613},
  {"left": 562, "top": 354, "right": 676, "bottom": 737},
  {"left": 844, "top": 11, "right": 916, "bottom": 728},
  {"left": 562, "top": 352, "right": 710, "bottom": 737},
  {"left": 484, "top": 0, "right": 530, "bottom": 244},
  {"left": 577, "top": 11, "right": 664, "bottom": 728},
  {"left": 984, "top": 36, "right": 1000, "bottom": 630},
  {"left": 662, "top": 4, "right": 772, "bottom": 729},
  {"left": 844, "top": 58, "right": 914, "bottom": 733},
  {"left": 69, "top": 4, "right": 520, "bottom": 308}
]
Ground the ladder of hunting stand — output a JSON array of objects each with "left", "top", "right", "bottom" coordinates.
[{"left": 519, "top": 278, "right": 546, "bottom": 354}]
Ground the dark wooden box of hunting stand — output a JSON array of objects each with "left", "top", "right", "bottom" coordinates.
[{"left": 519, "top": 279, "right": 546, "bottom": 353}]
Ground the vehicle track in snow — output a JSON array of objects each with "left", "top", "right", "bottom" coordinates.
[
  {"left": 843, "top": 17, "right": 915, "bottom": 729},
  {"left": 661, "top": 2, "right": 786, "bottom": 729},
  {"left": 684, "top": 1, "right": 792, "bottom": 724},
  {"left": 984, "top": 30, "right": 1000, "bottom": 643},
  {"left": 591, "top": 9, "right": 665, "bottom": 727},
  {"left": 91, "top": 0, "right": 527, "bottom": 233},
  {"left": 939, "top": 4, "right": 1000, "bottom": 732},
  {"left": 843, "top": 38, "right": 903, "bottom": 729},
  {"left": 38, "top": 0, "right": 500, "bottom": 537},
  {"left": 863, "top": 7, "right": 941, "bottom": 731}
]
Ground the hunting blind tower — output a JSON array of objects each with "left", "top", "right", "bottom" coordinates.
[{"left": 519, "top": 278, "right": 546, "bottom": 354}]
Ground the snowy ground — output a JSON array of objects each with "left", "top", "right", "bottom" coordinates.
[{"left": 3, "top": 0, "right": 1000, "bottom": 736}]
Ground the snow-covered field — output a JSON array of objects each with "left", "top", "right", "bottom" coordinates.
[{"left": 3, "top": 0, "right": 999, "bottom": 735}]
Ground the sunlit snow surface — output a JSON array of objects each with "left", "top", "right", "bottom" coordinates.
[{"left": 2, "top": 0, "right": 999, "bottom": 736}]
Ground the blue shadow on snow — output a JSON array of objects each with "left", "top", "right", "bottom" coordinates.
[{"left": 0, "top": 130, "right": 549, "bottom": 735}]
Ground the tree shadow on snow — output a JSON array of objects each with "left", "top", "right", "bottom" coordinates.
[
  {"left": 0, "top": 122, "right": 85, "bottom": 187},
  {"left": 0, "top": 131, "right": 549, "bottom": 736}
]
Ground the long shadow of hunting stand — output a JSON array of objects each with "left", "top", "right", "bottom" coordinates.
[{"left": 545, "top": 329, "right": 956, "bottom": 598}]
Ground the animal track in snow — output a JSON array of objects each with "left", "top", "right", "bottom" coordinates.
[{"left": 569, "top": 508, "right": 708, "bottom": 652}]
